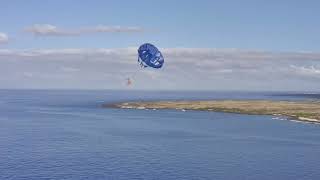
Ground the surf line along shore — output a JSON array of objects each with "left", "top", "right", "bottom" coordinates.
[{"left": 104, "top": 100, "right": 320, "bottom": 124}]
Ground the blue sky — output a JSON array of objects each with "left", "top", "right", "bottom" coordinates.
[
  {"left": 1, "top": 0, "right": 320, "bottom": 50},
  {"left": 0, "top": 0, "right": 320, "bottom": 90}
]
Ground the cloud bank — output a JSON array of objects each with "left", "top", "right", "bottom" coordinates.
[
  {"left": 25, "top": 24, "right": 144, "bottom": 36},
  {"left": 0, "top": 33, "right": 9, "bottom": 44},
  {"left": 0, "top": 48, "right": 320, "bottom": 90}
]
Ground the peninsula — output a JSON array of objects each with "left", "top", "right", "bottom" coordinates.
[{"left": 107, "top": 100, "right": 320, "bottom": 123}]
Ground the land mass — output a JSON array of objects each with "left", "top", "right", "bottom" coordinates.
[{"left": 106, "top": 100, "right": 320, "bottom": 123}]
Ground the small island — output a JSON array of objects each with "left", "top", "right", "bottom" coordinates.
[{"left": 106, "top": 100, "right": 320, "bottom": 123}]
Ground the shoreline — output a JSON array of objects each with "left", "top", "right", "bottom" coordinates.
[{"left": 104, "top": 100, "right": 320, "bottom": 124}]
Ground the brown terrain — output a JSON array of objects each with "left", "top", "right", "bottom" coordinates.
[{"left": 107, "top": 100, "right": 320, "bottom": 123}]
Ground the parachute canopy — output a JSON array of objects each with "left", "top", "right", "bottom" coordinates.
[{"left": 138, "top": 43, "right": 164, "bottom": 69}]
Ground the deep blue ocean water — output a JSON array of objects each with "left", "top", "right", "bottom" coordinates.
[{"left": 0, "top": 90, "right": 319, "bottom": 180}]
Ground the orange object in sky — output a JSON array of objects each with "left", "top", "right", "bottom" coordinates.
[{"left": 126, "top": 78, "right": 132, "bottom": 86}]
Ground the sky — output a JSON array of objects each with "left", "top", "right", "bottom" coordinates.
[{"left": 0, "top": 0, "right": 320, "bottom": 91}]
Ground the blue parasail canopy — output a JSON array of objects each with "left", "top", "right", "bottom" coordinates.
[{"left": 137, "top": 43, "right": 164, "bottom": 69}]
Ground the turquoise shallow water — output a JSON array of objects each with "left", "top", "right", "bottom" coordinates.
[{"left": 0, "top": 90, "right": 319, "bottom": 180}]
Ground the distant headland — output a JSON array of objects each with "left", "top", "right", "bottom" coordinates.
[{"left": 105, "top": 100, "right": 320, "bottom": 124}]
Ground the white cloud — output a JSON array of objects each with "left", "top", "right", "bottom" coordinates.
[
  {"left": 25, "top": 24, "right": 79, "bottom": 36},
  {"left": 0, "top": 48, "right": 320, "bottom": 90},
  {"left": 83, "top": 25, "right": 144, "bottom": 33},
  {"left": 0, "top": 32, "right": 9, "bottom": 44},
  {"left": 60, "top": 66, "right": 80, "bottom": 72},
  {"left": 290, "top": 65, "right": 320, "bottom": 77},
  {"left": 23, "top": 72, "right": 33, "bottom": 78},
  {"left": 25, "top": 24, "right": 144, "bottom": 36}
]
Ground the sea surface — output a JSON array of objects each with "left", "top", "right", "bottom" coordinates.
[{"left": 0, "top": 90, "right": 319, "bottom": 180}]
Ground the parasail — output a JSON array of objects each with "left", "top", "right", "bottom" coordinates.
[
  {"left": 137, "top": 43, "right": 164, "bottom": 69},
  {"left": 126, "top": 43, "right": 164, "bottom": 86}
]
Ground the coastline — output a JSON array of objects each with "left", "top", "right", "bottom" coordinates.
[{"left": 105, "top": 100, "right": 320, "bottom": 124}]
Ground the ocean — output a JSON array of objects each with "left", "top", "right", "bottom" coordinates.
[{"left": 0, "top": 90, "right": 319, "bottom": 180}]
